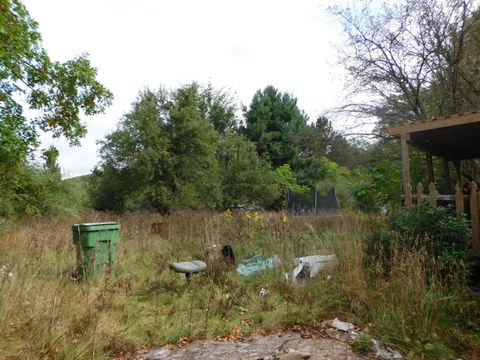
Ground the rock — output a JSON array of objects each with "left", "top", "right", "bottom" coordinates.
[
  {"left": 276, "top": 348, "right": 312, "bottom": 359},
  {"left": 145, "top": 332, "right": 363, "bottom": 359}
]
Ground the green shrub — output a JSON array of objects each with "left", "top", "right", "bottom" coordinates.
[
  {"left": 390, "top": 202, "right": 470, "bottom": 256},
  {"left": 364, "top": 203, "right": 470, "bottom": 274},
  {"left": 0, "top": 163, "right": 88, "bottom": 219}
]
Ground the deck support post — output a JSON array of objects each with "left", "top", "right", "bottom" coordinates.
[
  {"left": 426, "top": 150, "right": 434, "bottom": 184},
  {"left": 442, "top": 158, "right": 452, "bottom": 193},
  {"left": 401, "top": 133, "right": 411, "bottom": 205},
  {"left": 471, "top": 182, "right": 480, "bottom": 254},
  {"left": 454, "top": 160, "right": 463, "bottom": 185}
]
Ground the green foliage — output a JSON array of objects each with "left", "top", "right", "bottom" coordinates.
[
  {"left": 89, "top": 165, "right": 134, "bottom": 212},
  {"left": 313, "top": 157, "right": 355, "bottom": 208},
  {"left": 41, "top": 145, "right": 60, "bottom": 173},
  {"left": 93, "top": 89, "right": 171, "bottom": 211},
  {"left": 167, "top": 84, "right": 222, "bottom": 207},
  {"left": 63, "top": 175, "right": 91, "bottom": 209},
  {"left": 364, "top": 203, "right": 470, "bottom": 273},
  {"left": 293, "top": 156, "right": 344, "bottom": 187},
  {"left": 92, "top": 84, "right": 229, "bottom": 211},
  {"left": 352, "top": 334, "right": 375, "bottom": 354},
  {"left": 0, "top": 162, "right": 86, "bottom": 218},
  {"left": 243, "top": 86, "right": 308, "bottom": 168},
  {"left": 390, "top": 203, "right": 470, "bottom": 257},
  {"left": 197, "top": 83, "right": 237, "bottom": 135},
  {"left": 0, "top": 0, "right": 112, "bottom": 219},
  {"left": 274, "top": 164, "right": 309, "bottom": 194},
  {"left": 90, "top": 82, "right": 370, "bottom": 213},
  {"left": 0, "top": 0, "right": 112, "bottom": 150},
  {"left": 298, "top": 116, "right": 335, "bottom": 158},
  {"left": 348, "top": 141, "right": 429, "bottom": 212},
  {"left": 218, "top": 133, "right": 279, "bottom": 208}
]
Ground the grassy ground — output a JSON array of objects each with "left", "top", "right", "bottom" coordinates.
[{"left": 0, "top": 210, "right": 479, "bottom": 359}]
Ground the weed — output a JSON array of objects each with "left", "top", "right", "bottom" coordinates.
[
  {"left": 353, "top": 334, "right": 374, "bottom": 354},
  {"left": 0, "top": 210, "right": 478, "bottom": 359}
]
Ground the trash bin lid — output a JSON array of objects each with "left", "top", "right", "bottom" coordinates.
[{"left": 72, "top": 222, "right": 120, "bottom": 232}]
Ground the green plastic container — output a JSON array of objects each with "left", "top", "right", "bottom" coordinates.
[{"left": 72, "top": 222, "right": 120, "bottom": 279}]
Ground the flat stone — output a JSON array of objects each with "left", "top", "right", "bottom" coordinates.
[{"left": 145, "top": 332, "right": 365, "bottom": 360}]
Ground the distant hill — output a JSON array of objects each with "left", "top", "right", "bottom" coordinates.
[
  {"left": 63, "top": 174, "right": 92, "bottom": 209},
  {"left": 63, "top": 174, "right": 92, "bottom": 185}
]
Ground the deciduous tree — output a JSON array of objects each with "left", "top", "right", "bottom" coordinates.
[
  {"left": 93, "top": 84, "right": 225, "bottom": 211},
  {"left": 330, "top": 0, "right": 480, "bottom": 127},
  {"left": 218, "top": 133, "right": 279, "bottom": 208},
  {"left": 0, "top": 0, "right": 112, "bottom": 218},
  {"left": 0, "top": 0, "right": 112, "bottom": 156}
]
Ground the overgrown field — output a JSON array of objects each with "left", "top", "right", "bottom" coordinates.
[{"left": 0, "top": 211, "right": 479, "bottom": 359}]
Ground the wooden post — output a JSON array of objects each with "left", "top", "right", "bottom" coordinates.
[
  {"left": 471, "top": 181, "right": 480, "bottom": 253},
  {"left": 401, "top": 133, "right": 411, "bottom": 203},
  {"left": 455, "top": 182, "right": 465, "bottom": 215},
  {"left": 454, "top": 160, "right": 463, "bottom": 185},
  {"left": 417, "top": 183, "right": 424, "bottom": 204},
  {"left": 443, "top": 158, "right": 452, "bottom": 193},
  {"left": 429, "top": 182, "right": 437, "bottom": 208},
  {"left": 426, "top": 150, "right": 434, "bottom": 184},
  {"left": 404, "top": 182, "right": 412, "bottom": 206}
]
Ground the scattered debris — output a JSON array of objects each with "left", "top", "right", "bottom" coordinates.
[
  {"left": 294, "top": 255, "right": 337, "bottom": 278},
  {"left": 285, "top": 255, "right": 337, "bottom": 285},
  {"left": 204, "top": 244, "right": 236, "bottom": 266},
  {"left": 169, "top": 260, "right": 207, "bottom": 280},
  {"left": 373, "top": 339, "right": 403, "bottom": 360},
  {"left": 331, "top": 318, "right": 355, "bottom": 332},
  {"left": 259, "top": 287, "right": 269, "bottom": 297},
  {"left": 144, "top": 320, "right": 403, "bottom": 359},
  {"left": 331, "top": 318, "right": 403, "bottom": 359},
  {"left": 236, "top": 255, "right": 281, "bottom": 276},
  {"left": 379, "top": 205, "right": 388, "bottom": 216},
  {"left": 0, "top": 265, "right": 13, "bottom": 278}
]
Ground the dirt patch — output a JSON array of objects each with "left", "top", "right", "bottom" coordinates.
[{"left": 144, "top": 332, "right": 366, "bottom": 359}]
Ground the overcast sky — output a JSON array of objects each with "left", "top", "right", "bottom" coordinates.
[{"left": 23, "top": 0, "right": 350, "bottom": 177}]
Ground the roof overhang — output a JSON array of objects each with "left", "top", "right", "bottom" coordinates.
[{"left": 385, "top": 110, "right": 480, "bottom": 160}]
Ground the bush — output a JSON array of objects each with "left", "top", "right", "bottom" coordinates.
[
  {"left": 390, "top": 203, "right": 470, "bottom": 257},
  {"left": 0, "top": 163, "right": 88, "bottom": 219},
  {"left": 364, "top": 203, "right": 470, "bottom": 274}
]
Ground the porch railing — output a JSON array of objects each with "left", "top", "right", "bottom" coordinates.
[{"left": 402, "top": 181, "right": 480, "bottom": 253}]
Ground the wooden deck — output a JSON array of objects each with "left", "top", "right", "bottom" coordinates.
[{"left": 385, "top": 110, "right": 480, "bottom": 254}]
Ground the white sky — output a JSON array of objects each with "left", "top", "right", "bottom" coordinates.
[{"left": 23, "top": 0, "right": 350, "bottom": 177}]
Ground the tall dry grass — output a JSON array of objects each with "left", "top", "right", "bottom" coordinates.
[{"left": 0, "top": 210, "right": 478, "bottom": 359}]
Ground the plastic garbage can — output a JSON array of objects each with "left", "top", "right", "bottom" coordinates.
[{"left": 72, "top": 222, "right": 120, "bottom": 279}]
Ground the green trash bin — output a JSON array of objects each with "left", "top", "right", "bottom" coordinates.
[{"left": 72, "top": 222, "right": 120, "bottom": 279}]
